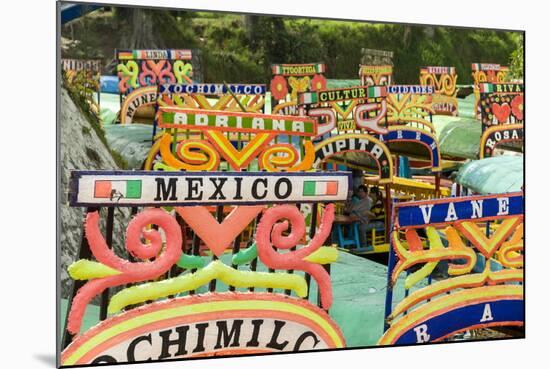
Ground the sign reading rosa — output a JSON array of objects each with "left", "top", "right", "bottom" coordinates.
[{"left": 61, "top": 293, "right": 345, "bottom": 365}]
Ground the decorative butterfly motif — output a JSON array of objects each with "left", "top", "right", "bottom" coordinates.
[{"left": 288, "top": 76, "right": 311, "bottom": 101}]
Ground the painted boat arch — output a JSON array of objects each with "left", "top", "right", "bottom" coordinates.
[
  {"left": 62, "top": 293, "right": 345, "bottom": 365},
  {"left": 312, "top": 133, "right": 394, "bottom": 184},
  {"left": 376, "top": 126, "right": 442, "bottom": 172},
  {"left": 379, "top": 286, "right": 523, "bottom": 345},
  {"left": 479, "top": 124, "right": 523, "bottom": 159}
]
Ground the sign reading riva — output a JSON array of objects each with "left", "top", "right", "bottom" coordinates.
[
  {"left": 61, "top": 293, "right": 345, "bottom": 365},
  {"left": 396, "top": 192, "right": 524, "bottom": 228},
  {"left": 479, "top": 83, "right": 524, "bottom": 94},
  {"left": 69, "top": 171, "right": 350, "bottom": 206},
  {"left": 159, "top": 107, "right": 317, "bottom": 136}
]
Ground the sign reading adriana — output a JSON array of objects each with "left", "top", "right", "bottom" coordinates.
[
  {"left": 159, "top": 107, "right": 317, "bottom": 136},
  {"left": 69, "top": 171, "right": 350, "bottom": 207},
  {"left": 61, "top": 293, "right": 346, "bottom": 365}
]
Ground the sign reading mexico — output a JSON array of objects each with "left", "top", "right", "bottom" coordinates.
[
  {"left": 69, "top": 171, "right": 350, "bottom": 206},
  {"left": 61, "top": 293, "right": 345, "bottom": 365}
]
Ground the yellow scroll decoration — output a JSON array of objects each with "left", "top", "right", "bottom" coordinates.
[
  {"left": 158, "top": 133, "right": 221, "bottom": 171},
  {"left": 108, "top": 261, "right": 308, "bottom": 314},
  {"left": 392, "top": 226, "right": 477, "bottom": 289},
  {"left": 496, "top": 222, "right": 524, "bottom": 268},
  {"left": 386, "top": 94, "right": 435, "bottom": 132},
  {"left": 388, "top": 264, "right": 524, "bottom": 321},
  {"left": 68, "top": 260, "right": 122, "bottom": 280},
  {"left": 455, "top": 217, "right": 522, "bottom": 259},
  {"left": 258, "top": 140, "right": 315, "bottom": 172}
]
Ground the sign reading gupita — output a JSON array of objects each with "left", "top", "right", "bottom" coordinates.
[
  {"left": 69, "top": 171, "right": 350, "bottom": 207},
  {"left": 158, "top": 107, "right": 317, "bottom": 136}
]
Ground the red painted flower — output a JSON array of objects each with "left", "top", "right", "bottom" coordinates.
[
  {"left": 311, "top": 74, "right": 327, "bottom": 91},
  {"left": 270, "top": 75, "right": 288, "bottom": 100},
  {"left": 511, "top": 95, "right": 524, "bottom": 121}
]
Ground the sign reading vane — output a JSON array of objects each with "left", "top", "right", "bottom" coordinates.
[{"left": 69, "top": 171, "right": 351, "bottom": 207}]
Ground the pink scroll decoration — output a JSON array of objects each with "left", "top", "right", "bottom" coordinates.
[
  {"left": 156, "top": 61, "right": 176, "bottom": 84},
  {"left": 139, "top": 60, "right": 176, "bottom": 86},
  {"left": 118, "top": 75, "right": 130, "bottom": 94},
  {"left": 67, "top": 208, "right": 182, "bottom": 335},
  {"left": 256, "top": 204, "right": 335, "bottom": 309}
]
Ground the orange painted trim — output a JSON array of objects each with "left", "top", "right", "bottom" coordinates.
[
  {"left": 62, "top": 293, "right": 345, "bottom": 363},
  {"left": 77, "top": 308, "right": 334, "bottom": 364}
]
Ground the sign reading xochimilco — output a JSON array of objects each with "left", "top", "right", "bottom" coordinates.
[{"left": 156, "top": 83, "right": 267, "bottom": 115}]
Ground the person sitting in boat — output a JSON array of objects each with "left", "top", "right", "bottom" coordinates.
[
  {"left": 345, "top": 185, "right": 376, "bottom": 248},
  {"left": 369, "top": 186, "right": 384, "bottom": 218}
]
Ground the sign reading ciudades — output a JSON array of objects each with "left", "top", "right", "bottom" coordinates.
[
  {"left": 387, "top": 85, "right": 434, "bottom": 95},
  {"left": 158, "top": 107, "right": 317, "bottom": 136},
  {"left": 69, "top": 171, "right": 350, "bottom": 207}
]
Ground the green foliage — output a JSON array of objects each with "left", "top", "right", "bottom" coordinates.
[
  {"left": 62, "top": 9, "right": 522, "bottom": 85},
  {"left": 62, "top": 71, "right": 128, "bottom": 169},
  {"left": 509, "top": 34, "right": 524, "bottom": 80}
]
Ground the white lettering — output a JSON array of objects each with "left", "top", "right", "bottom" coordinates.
[
  {"left": 215, "top": 115, "right": 229, "bottom": 127},
  {"left": 292, "top": 121, "right": 305, "bottom": 133},
  {"left": 195, "top": 114, "right": 208, "bottom": 126},
  {"left": 252, "top": 118, "right": 264, "bottom": 130},
  {"left": 174, "top": 113, "right": 187, "bottom": 125},
  {"left": 480, "top": 303, "right": 494, "bottom": 322},
  {"left": 272, "top": 119, "right": 286, "bottom": 132},
  {"left": 370, "top": 144, "right": 384, "bottom": 160},
  {"left": 445, "top": 203, "right": 458, "bottom": 222},
  {"left": 471, "top": 200, "right": 483, "bottom": 219},
  {"left": 497, "top": 198, "right": 509, "bottom": 215},
  {"left": 419, "top": 204, "right": 434, "bottom": 224},
  {"left": 413, "top": 324, "right": 431, "bottom": 343}
]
